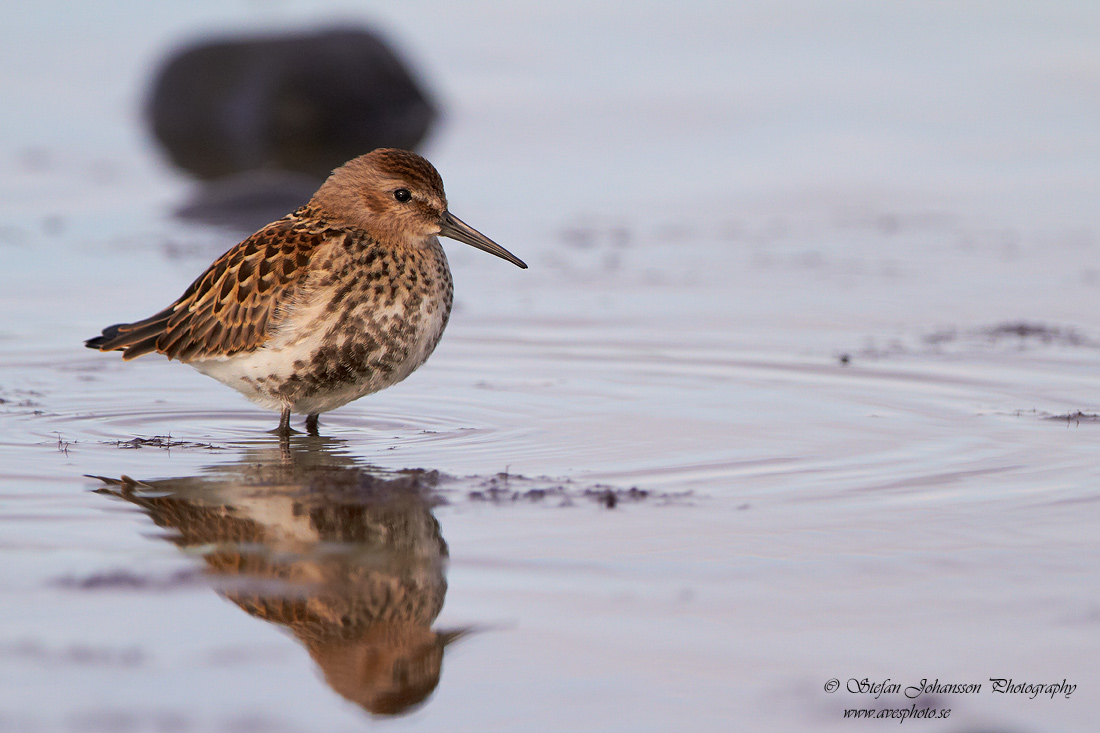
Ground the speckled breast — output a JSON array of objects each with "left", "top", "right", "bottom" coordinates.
[{"left": 216, "top": 234, "right": 455, "bottom": 415}]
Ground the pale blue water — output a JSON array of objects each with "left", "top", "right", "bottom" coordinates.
[{"left": 2, "top": 2, "right": 1100, "bottom": 731}]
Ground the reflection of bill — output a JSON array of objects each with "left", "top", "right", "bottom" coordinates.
[{"left": 92, "top": 437, "right": 469, "bottom": 716}]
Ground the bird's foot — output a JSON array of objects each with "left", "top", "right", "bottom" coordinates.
[{"left": 273, "top": 407, "right": 295, "bottom": 437}]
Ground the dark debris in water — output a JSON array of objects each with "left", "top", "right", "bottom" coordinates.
[
  {"left": 0, "top": 640, "right": 145, "bottom": 667},
  {"left": 980, "top": 321, "right": 1092, "bottom": 346},
  {"left": 109, "top": 435, "right": 224, "bottom": 451},
  {"left": 1045, "top": 411, "right": 1100, "bottom": 426},
  {"left": 847, "top": 320, "right": 1098, "bottom": 364},
  {"left": 53, "top": 568, "right": 204, "bottom": 592},
  {"left": 463, "top": 471, "right": 688, "bottom": 508},
  {"left": 0, "top": 387, "right": 45, "bottom": 411},
  {"left": 924, "top": 321, "right": 1095, "bottom": 349}
]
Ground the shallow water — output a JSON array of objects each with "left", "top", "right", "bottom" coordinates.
[{"left": 4, "top": 2, "right": 1100, "bottom": 731}]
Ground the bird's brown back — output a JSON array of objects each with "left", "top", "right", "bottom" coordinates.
[{"left": 86, "top": 205, "right": 340, "bottom": 362}]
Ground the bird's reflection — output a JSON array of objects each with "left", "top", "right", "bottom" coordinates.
[{"left": 92, "top": 436, "right": 465, "bottom": 717}]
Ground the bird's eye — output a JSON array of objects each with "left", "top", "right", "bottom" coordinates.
[{"left": 393, "top": 188, "right": 412, "bottom": 203}]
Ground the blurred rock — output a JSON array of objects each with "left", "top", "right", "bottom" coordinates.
[{"left": 147, "top": 27, "right": 437, "bottom": 181}]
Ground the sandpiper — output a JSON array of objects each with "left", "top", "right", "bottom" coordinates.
[{"left": 86, "top": 148, "right": 526, "bottom": 435}]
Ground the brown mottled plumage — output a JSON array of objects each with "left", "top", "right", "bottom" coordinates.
[{"left": 86, "top": 149, "right": 526, "bottom": 435}]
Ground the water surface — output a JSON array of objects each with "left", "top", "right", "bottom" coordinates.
[{"left": 3, "top": 2, "right": 1100, "bottom": 731}]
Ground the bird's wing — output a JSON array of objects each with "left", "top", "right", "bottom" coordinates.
[{"left": 87, "top": 212, "right": 343, "bottom": 362}]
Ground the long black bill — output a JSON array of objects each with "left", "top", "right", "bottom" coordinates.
[{"left": 439, "top": 211, "right": 527, "bottom": 269}]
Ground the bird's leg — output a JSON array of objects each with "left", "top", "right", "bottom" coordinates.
[
  {"left": 305, "top": 413, "right": 320, "bottom": 436},
  {"left": 276, "top": 407, "right": 292, "bottom": 437}
]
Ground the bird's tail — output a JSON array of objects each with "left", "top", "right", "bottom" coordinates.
[{"left": 85, "top": 307, "right": 174, "bottom": 360}]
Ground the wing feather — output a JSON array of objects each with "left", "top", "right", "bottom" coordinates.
[{"left": 86, "top": 209, "right": 341, "bottom": 362}]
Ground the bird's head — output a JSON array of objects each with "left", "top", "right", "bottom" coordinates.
[{"left": 312, "top": 148, "right": 526, "bottom": 268}]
